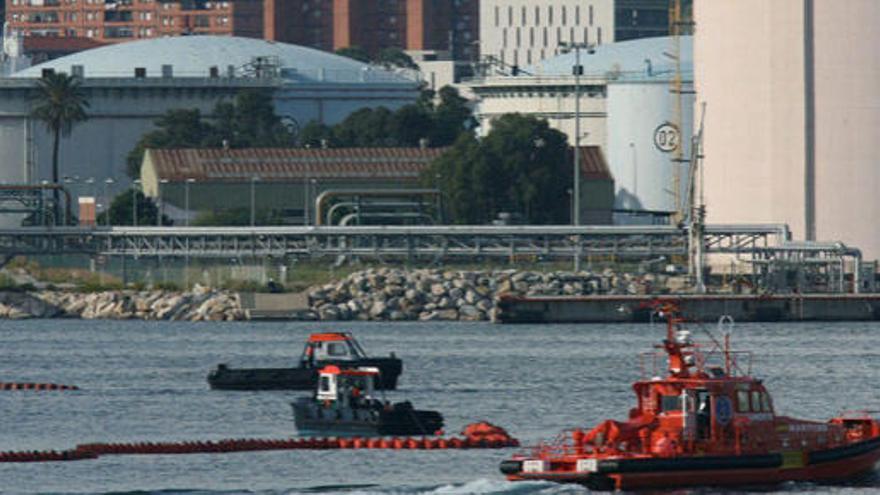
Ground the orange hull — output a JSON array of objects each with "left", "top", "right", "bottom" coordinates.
[{"left": 508, "top": 437, "right": 880, "bottom": 491}]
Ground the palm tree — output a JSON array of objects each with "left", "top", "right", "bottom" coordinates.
[{"left": 31, "top": 71, "right": 89, "bottom": 224}]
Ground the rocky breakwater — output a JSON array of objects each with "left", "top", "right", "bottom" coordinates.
[
  {"left": 306, "top": 267, "right": 679, "bottom": 322},
  {"left": 0, "top": 285, "right": 244, "bottom": 320}
]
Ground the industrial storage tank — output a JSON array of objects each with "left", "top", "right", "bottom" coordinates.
[
  {"left": 606, "top": 79, "right": 694, "bottom": 223},
  {"left": 696, "top": 0, "right": 880, "bottom": 259}
]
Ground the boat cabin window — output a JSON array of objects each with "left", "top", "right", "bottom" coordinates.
[
  {"left": 760, "top": 391, "right": 773, "bottom": 412},
  {"left": 660, "top": 394, "right": 682, "bottom": 413},
  {"left": 319, "top": 376, "right": 331, "bottom": 392},
  {"left": 750, "top": 390, "right": 762, "bottom": 412},
  {"left": 736, "top": 390, "right": 750, "bottom": 412},
  {"left": 326, "top": 342, "right": 349, "bottom": 357}
]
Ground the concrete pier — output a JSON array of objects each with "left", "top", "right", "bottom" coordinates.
[{"left": 495, "top": 294, "right": 880, "bottom": 323}]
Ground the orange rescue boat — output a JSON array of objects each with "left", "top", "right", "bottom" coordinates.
[{"left": 500, "top": 304, "right": 880, "bottom": 491}]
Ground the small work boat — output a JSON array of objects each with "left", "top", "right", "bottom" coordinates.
[
  {"left": 208, "top": 332, "right": 402, "bottom": 390},
  {"left": 292, "top": 365, "right": 444, "bottom": 437},
  {"left": 500, "top": 304, "right": 880, "bottom": 491}
]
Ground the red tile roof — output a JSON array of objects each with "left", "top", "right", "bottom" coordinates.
[
  {"left": 147, "top": 147, "right": 448, "bottom": 182},
  {"left": 575, "top": 146, "right": 614, "bottom": 181}
]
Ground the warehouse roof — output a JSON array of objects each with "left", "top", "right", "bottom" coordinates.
[
  {"left": 575, "top": 146, "right": 613, "bottom": 181},
  {"left": 15, "top": 36, "right": 414, "bottom": 84},
  {"left": 144, "top": 147, "right": 447, "bottom": 183}
]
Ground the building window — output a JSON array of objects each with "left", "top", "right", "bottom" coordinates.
[
  {"left": 589, "top": 5, "right": 594, "bottom": 26},
  {"left": 521, "top": 6, "right": 526, "bottom": 25},
  {"left": 529, "top": 27, "right": 534, "bottom": 47},
  {"left": 534, "top": 6, "right": 539, "bottom": 25},
  {"left": 576, "top": 5, "right": 580, "bottom": 25},
  {"left": 597, "top": 26, "right": 602, "bottom": 44},
  {"left": 557, "top": 26, "right": 561, "bottom": 44},
  {"left": 543, "top": 27, "right": 547, "bottom": 46},
  {"left": 494, "top": 6, "right": 499, "bottom": 26},
  {"left": 508, "top": 6, "right": 512, "bottom": 26},
  {"left": 502, "top": 27, "right": 507, "bottom": 47},
  {"left": 562, "top": 5, "right": 566, "bottom": 25},
  {"left": 527, "top": 50, "right": 532, "bottom": 65},
  {"left": 584, "top": 27, "right": 589, "bottom": 44},
  {"left": 516, "top": 27, "right": 521, "bottom": 47},
  {"left": 548, "top": 5, "right": 553, "bottom": 25},
  {"left": 570, "top": 27, "right": 574, "bottom": 43}
]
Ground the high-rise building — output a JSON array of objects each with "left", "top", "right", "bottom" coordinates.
[
  {"left": 6, "top": 0, "right": 263, "bottom": 43},
  {"left": 479, "top": 0, "right": 688, "bottom": 69},
  {"left": 615, "top": 0, "right": 690, "bottom": 42},
  {"left": 263, "top": 0, "right": 478, "bottom": 60}
]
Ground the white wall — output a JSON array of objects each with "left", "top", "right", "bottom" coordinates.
[
  {"left": 480, "top": 0, "right": 614, "bottom": 68},
  {"left": 607, "top": 81, "right": 693, "bottom": 215},
  {"left": 696, "top": 0, "right": 880, "bottom": 259},
  {"left": 472, "top": 76, "right": 608, "bottom": 150}
]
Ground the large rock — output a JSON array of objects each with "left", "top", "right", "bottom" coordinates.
[{"left": 369, "top": 300, "right": 387, "bottom": 318}]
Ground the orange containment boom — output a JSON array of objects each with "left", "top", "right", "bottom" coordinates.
[
  {"left": 0, "top": 382, "right": 79, "bottom": 391},
  {"left": 0, "top": 422, "right": 519, "bottom": 463}
]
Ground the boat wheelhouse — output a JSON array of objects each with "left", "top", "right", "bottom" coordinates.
[
  {"left": 208, "top": 332, "right": 402, "bottom": 391},
  {"left": 292, "top": 364, "right": 443, "bottom": 437},
  {"left": 500, "top": 305, "right": 880, "bottom": 491}
]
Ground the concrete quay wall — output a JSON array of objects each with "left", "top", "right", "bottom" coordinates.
[{"left": 495, "top": 294, "right": 880, "bottom": 323}]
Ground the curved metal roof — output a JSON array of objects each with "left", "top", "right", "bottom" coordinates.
[
  {"left": 529, "top": 35, "right": 693, "bottom": 82},
  {"left": 14, "top": 35, "right": 413, "bottom": 84}
]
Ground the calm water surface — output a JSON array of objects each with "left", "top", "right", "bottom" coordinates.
[{"left": 1, "top": 319, "right": 878, "bottom": 494}]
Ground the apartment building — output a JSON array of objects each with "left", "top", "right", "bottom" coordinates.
[
  {"left": 264, "top": 0, "right": 478, "bottom": 60},
  {"left": 479, "top": 0, "right": 687, "bottom": 68},
  {"left": 6, "top": 0, "right": 263, "bottom": 42}
]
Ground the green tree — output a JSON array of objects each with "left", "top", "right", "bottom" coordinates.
[
  {"left": 390, "top": 103, "right": 434, "bottom": 147},
  {"left": 376, "top": 47, "right": 418, "bottom": 69},
  {"left": 430, "top": 86, "right": 475, "bottom": 147},
  {"left": 126, "top": 109, "right": 215, "bottom": 177},
  {"left": 425, "top": 113, "right": 570, "bottom": 224},
  {"left": 482, "top": 114, "right": 570, "bottom": 224},
  {"left": 301, "top": 86, "right": 473, "bottom": 149},
  {"left": 126, "top": 90, "right": 297, "bottom": 178},
  {"left": 100, "top": 188, "right": 171, "bottom": 226},
  {"left": 214, "top": 89, "right": 296, "bottom": 148},
  {"left": 193, "top": 207, "right": 282, "bottom": 226},
  {"left": 426, "top": 133, "right": 483, "bottom": 224},
  {"left": 298, "top": 121, "right": 337, "bottom": 148},
  {"left": 31, "top": 71, "right": 89, "bottom": 223},
  {"left": 333, "top": 107, "right": 397, "bottom": 147},
  {"left": 335, "top": 46, "right": 371, "bottom": 64}
]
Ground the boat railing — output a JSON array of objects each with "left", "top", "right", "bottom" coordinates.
[
  {"left": 838, "top": 409, "right": 880, "bottom": 420},
  {"left": 639, "top": 346, "right": 753, "bottom": 379}
]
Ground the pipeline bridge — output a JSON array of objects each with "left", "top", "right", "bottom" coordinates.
[{"left": 0, "top": 224, "right": 791, "bottom": 262}]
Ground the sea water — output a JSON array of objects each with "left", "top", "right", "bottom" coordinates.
[{"left": 1, "top": 319, "right": 878, "bottom": 494}]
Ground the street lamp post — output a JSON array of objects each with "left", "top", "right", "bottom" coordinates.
[
  {"left": 103, "top": 178, "right": 115, "bottom": 227},
  {"left": 629, "top": 142, "right": 638, "bottom": 198},
  {"left": 157, "top": 178, "right": 168, "bottom": 226},
  {"left": 131, "top": 179, "right": 141, "bottom": 227},
  {"left": 250, "top": 176, "right": 260, "bottom": 227},
  {"left": 184, "top": 178, "right": 195, "bottom": 227},
  {"left": 559, "top": 41, "right": 594, "bottom": 272}
]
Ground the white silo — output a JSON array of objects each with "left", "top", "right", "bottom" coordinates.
[
  {"left": 606, "top": 80, "right": 694, "bottom": 222},
  {"left": 695, "top": 0, "right": 880, "bottom": 259}
]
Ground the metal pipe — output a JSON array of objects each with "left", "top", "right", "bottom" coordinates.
[
  {"left": 338, "top": 212, "right": 435, "bottom": 226},
  {"left": 314, "top": 189, "right": 441, "bottom": 226},
  {"left": 326, "top": 201, "right": 434, "bottom": 226}
]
